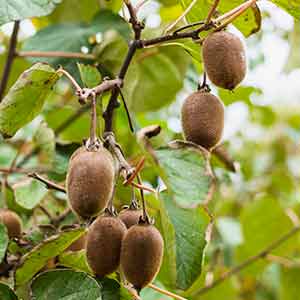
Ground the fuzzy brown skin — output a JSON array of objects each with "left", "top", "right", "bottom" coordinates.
[
  {"left": 202, "top": 31, "right": 246, "bottom": 90},
  {"left": 66, "top": 234, "right": 86, "bottom": 251},
  {"left": 181, "top": 91, "right": 224, "bottom": 149},
  {"left": 120, "top": 224, "right": 164, "bottom": 290},
  {"left": 66, "top": 146, "right": 115, "bottom": 218},
  {"left": 0, "top": 209, "right": 22, "bottom": 238},
  {"left": 119, "top": 209, "right": 142, "bottom": 229},
  {"left": 86, "top": 215, "right": 127, "bottom": 277}
]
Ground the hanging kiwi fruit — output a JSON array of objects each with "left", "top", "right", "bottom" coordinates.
[
  {"left": 120, "top": 220, "right": 164, "bottom": 291},
  {"left": 119, "top": 188, "right": 142, "bottom": 229},
  {"left": 181, "top": 88, "right": 224, "bottom": 150},
  {"left": 86, "top": 211, "right": 127, "bottom": 277},
  {"left": 120, "top": 179, "right": 164, "bottom": 291},
  {"left": 202, "top": 31, "right": 246, "bottom": 90},
  {"left": 66, "top": 94, "right": 115, "bottom": 219},
  {"left": 0, "top": 208, "right": 22, "bottom": 239}
]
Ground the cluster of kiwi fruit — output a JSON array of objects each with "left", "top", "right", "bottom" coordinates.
[
  {"left": 181, "top": 30, "right": 246, "bottom": 150},
  {"left": 66, "top": 115, "right": 163, "bottom": 291}
]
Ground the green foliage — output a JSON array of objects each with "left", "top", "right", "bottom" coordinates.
[
  {"left": 0, "top": 0, "right": 61, "bottom": 25},
  {"left": 31, "top": 270, "right": 101, "bottom": 300},
  {"left": 0, "top": 283, "right": 17, "bottom": 300},
  {"left": 78, "top": 64, "right": 102, "bottom": 88},
  {"left": 0, "top": 223, "right": 8, "bottom": 262},
  {"left": 15, "top": 228, "right": 86, "bottom": 286},
  {"left": 0, "top": 63, "right": 59, "bottom": 138}
]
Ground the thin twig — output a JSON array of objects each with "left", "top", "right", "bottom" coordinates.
[
  {"left": 0, "top": 166, "right": 49, "bottom": 174},
  {"left": 28, "top": 173, "right": 66, "bottom": 193},
  {"left": 124, "top": 0, "right": 144, "bottom": 40},
  {"left": 206, "top": 0, "right": 220, "bottom": 24},
  {"left": 194, "top": 225, "right": 300, "bottom": 296},
  {"left": 148, "top": 283, "right": 187, "bottom": 300},
  {"left": 164, "top": 0, "right": 198, "bottom": 34},
  {"left": 265, "top": 254, "right": 297, "bottom": 268},
  {"left": 17, "top": 51, "right": 95, "bottom": 60},
  {"left": 57, "top": 68, "right": 81, "bottom": 92},
  {"left": 0, "top": 21, "right": 20, "bottom": 101}
]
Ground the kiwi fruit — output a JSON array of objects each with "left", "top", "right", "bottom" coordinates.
[
  {"left": 202, "top": 31, "right": 246, "bottom": 90},
  {"left": 66, "top": 146, "right": 115, "bottom": 218},
  {"left": 119, "top": 207, "right": 142, "bottom": 229},
  {"left": 120, "top": 223, "right": 164, "bottom": 290},
  {"left": 181, "top": 90, "right": 224, "bottom": 149},
  {"left": 86, "top": 214, "right": 127, "bottom": 277},
  {"left": 0, "top": 209, "right": 22, "bottom": 239}
]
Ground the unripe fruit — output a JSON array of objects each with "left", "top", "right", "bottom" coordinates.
[
  {"left": 119, "top": 208, "right": 142, "bottom": 229},
  {"left": 86, "top": 214, "right": 127, "bottom": 277},
  {"left": 181, "top": 91, "right": 224, "bottom": 149},
  {"left": 0, "top": 209, "right": 22, "bottom": 239},
  {"left": 120, "top": 223, "right": 164, "bottom": 290},
  {"left": 202, "top": 31, "right": 246, "bottom": 90},
  {"left": 66, "top": 234, "right": 86, "bottom": 252},
  {"left": 66, "top": 146, "right": 115, "bottom": 219}
]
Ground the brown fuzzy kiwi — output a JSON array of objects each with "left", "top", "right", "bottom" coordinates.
[
  {"left": 202, "top": 31, "right": 246, "bottom": 90},
  {"left": 86, "top": 214, "right": 127, "bottom": 277},
  {"left": 181, "top": 90, "right": 224, "bottom": 149},
  {"left": 66, "top": 234, "right": 86, "bottom": 252},
  {"left": 119, "top": 207, "right": 142, "bottom": 229},
  {"left": 120, "top": 223, "right": 164, "bottom": 291},
  {"left": 0, "top": 209, "right": 22, "bottom": 239},
  {"left": 66, "top": 146, "right": 115, "bottom": 219}
]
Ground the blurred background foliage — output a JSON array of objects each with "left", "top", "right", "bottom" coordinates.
[{"left": 0, "top": 0, "right": 300, "bottom": 299}]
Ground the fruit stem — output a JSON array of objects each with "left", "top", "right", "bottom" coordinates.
[
  {"left": 136, "top": 174, "right": 150, "bottom": 223},
  {"left": 205, "top": 0, "right": 220, "bottom": 25},
  {"left": 87, "top": 92, "right": 100, "bottom": 150},
  {"left": 130, "top": 186, "right": 139, "bottom": 209},
  {"left": 148, "top": 283, "right": 188, "bottom": 300}
]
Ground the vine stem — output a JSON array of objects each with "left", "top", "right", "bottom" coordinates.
[
  {"left": 0, "top": 21, "right": 20, "bottom": 101},
  {"left": 205, "top": 0, "right": 220, "bottom": 25},
  {"left": 28, "top": 173, "right": 66, "bottom": 193},
  {"left": 17, "top": 51, "right": 95, "bottom": 60},
  {"left": 193, "top": 225, "right": 300, "bottom": 296},
  {"left": 148, "top": 283, "right": 187, "bottom": 300}
]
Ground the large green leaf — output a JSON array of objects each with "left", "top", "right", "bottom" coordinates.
[
  {"left": 98, "top": 277, "right": 132, "bottom": 300},
  {"left": 0, "top": 0, "right": 61, "bottom": 25},
  {"left": 279, "top": 267, "right": 300, "bottom": 300},
  {"left": 158, "top": 193, "right": 210, "bottom": 290},
  {"left": 0, "top": 283, "right": 17, "bottom": 300},
  {"left": 236, "top": 197, "right": 297, "bottom": 276},
  {"left": 0, "top": 223, "right": 9, "bottom": 263},
  {"left": 155, "top": 140, "right": 214, "bottom": 208},
  {"left": 31, "top": 270, "right": 101, "bottom": 300},
  {"left": 271, "top": 0, "right": 300, "bottom": 19},
  {"left": 124, "top": 46, "right": 190, "bottom": 112},
  {"left": 22, "top": 10, "right": 131, "bottom": 68},
  {"left": 181, "top": 0, "right": 261, "bottom": 37},
  {"left": 0, "top": 63, "right": 59, "bottom": 138},
  {"left": 78, "top": 63, "right": 102, "bottom": 88},
  {"left": 12, "top": 178, "right": 48, "bottom": 210},
  {"left": 15, "top": 228, "right": 85, "bottom": 286}
]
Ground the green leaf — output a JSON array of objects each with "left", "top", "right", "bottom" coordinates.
[
  {"left": 99, "top": 277, "right": 132, "bottom": 300},
  {"left": 33, "top": 121, "right": 56, "bottom": 167},
  {"left": 271, "top": 0, "right": 300, "bottom": 19},
  {"left": 124, "top": 46, "right": 189, "bottom": 112},
  {"left": 15, "top": 228, "right": 85, "bottom": 286},
  {"left": 0, "top": 223, "right": 9, "bottom": 263},
  {"left": 58, "top": 250, "right": 92, "bottom": 274},
  {"left": 12, "top": 178, "right": 48, "bottom": 210},
  {"left": 279, "top": 267, "right": 300, "bottom": 300},
  {"left": 181, "top": 0, "right": 261, "bottom": 37},
  {"left": 0, "top": 63, "right": 59, "bottom": 138},
  {"left": 285, "top": 21, "right": 300, "bottom": 72},
  {"left": 0, "top": 0, "right": 61, "bottom": 25},
  {"left": 22, "top": 10, "right": 131, "bottom": 68},
  {"left": 78, "top": 63, "right": 102, "bottom": 88},
  {"left": 216, "top": 217, "right": 243, "bottom": 247},
  {"left": 31, "top": 270, "right": 101, "bottom": 300},
  {"left": 155, "top": 141, "right": 214, "bottom": 208},
  {"left": 158, "top": 193, "right": 210, "bottom": 290},
  {"left": 0, "top": 283, "right": 17, "bottom": 300},
  {"left": 236, "top": 197, "right": 297, "bottom": 276}
]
